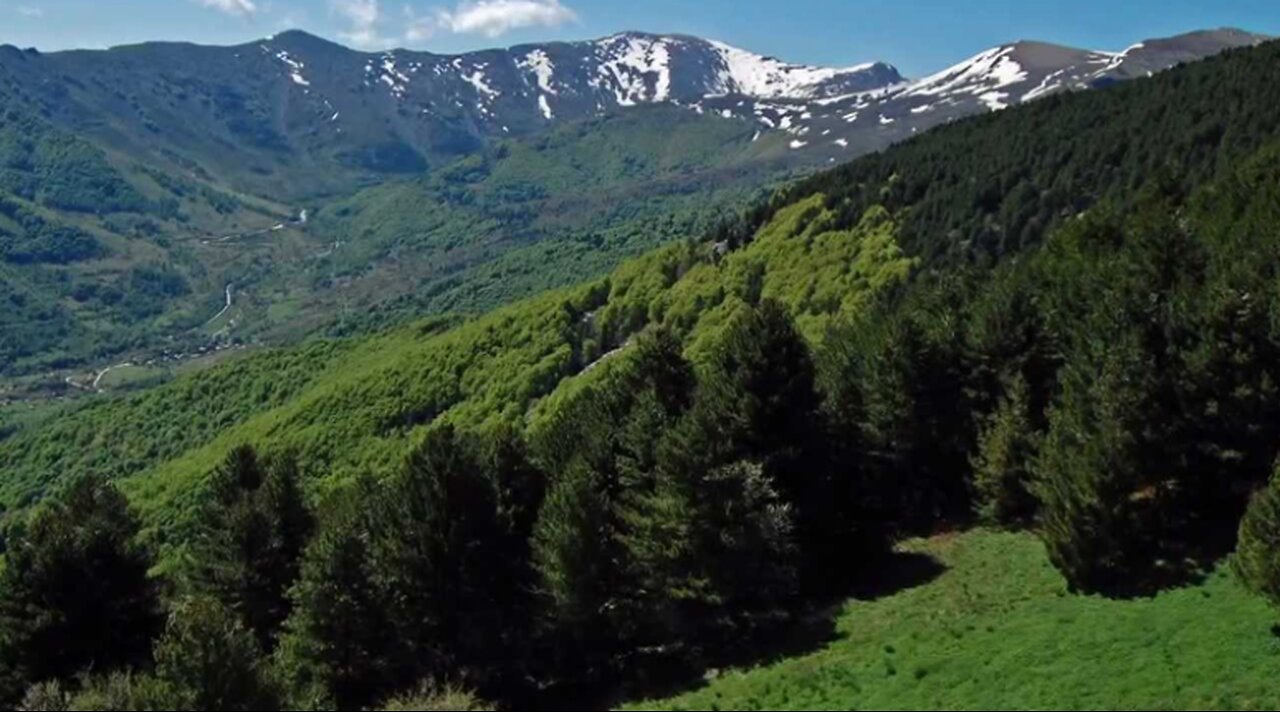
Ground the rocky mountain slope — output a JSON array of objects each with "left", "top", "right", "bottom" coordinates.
[{"left": 1, "top": 28, "right": 1261, "bottom": 198}]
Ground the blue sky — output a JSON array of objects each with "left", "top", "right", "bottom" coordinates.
[{"left": 0, "top": 0, "right": 1276, "bottom": 76}]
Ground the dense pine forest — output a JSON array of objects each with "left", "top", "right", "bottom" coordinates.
[{"left": 6, "top": 38, "right": 1280, "bottom": 711}]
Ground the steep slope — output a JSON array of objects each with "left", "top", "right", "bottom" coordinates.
[
  {"left": 4, "top": 37, "right": 1279, "bottom": 548},
  {"left": 713, "top": 28, "right": 1268, "bottom": 164}
]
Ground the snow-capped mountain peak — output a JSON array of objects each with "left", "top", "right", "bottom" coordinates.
[
  {"left": 5, "top": 26, "right": 1262, "bottom": 189},
  {"left": 705, "top": 39, "right": 899, "bottom": 100}
]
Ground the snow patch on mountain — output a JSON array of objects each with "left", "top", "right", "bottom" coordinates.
[
  {"left": 707, "top": 39, "right": 879, "bottom": 99},
  {"left": 463, "top": 66, "right": 501, "bottom": 100},
  {"left": 903, "top": 46, "right": 1028, "bottom": 102},
  {"left": 272, "top": 49, "right": 310, "bottom": 87},
  {"left": 518, "top": 49, "right": 557, "bottom": 94},
  {"left": 594, "top": 34, "right": 675, "bottom": 106}
]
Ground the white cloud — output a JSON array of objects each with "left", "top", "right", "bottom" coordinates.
[
  {"left": 333, "top": 0, "right": 389, "bottom": 49},
  {"left": 16, "top": 5, "right": 44, "bottom": 17},
  {"left": 403, "top": 6, "right": 436, "bottom": 42},
  {"left": 432, "top": 0, "right": 578, "bottom": 39},
  {"left": 198, "top": 0, "right": 259, "bottom": 17}
]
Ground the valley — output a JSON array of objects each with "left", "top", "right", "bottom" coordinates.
[{"left": 0, "top": 27, "right": 1259, "bottom": 421}]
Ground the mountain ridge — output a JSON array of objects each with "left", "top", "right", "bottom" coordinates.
[{"left": 0, "top": 26, "right": 1264, "bottom": 198}]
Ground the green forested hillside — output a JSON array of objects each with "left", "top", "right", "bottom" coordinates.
[
  {"left": 300, "top": 106, "right": 791, "bottom": 333},
  {"left": 0, "top": 103, "right": 789, "bottom": 383},
  {"left": 5, "top": 38, "right": 1280, "bottom": 712},
  {"left": 0, "top": 99, "right": 301, "bottom": 376}
]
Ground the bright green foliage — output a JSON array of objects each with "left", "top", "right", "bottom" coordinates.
[
  {"left": 1233, "top": 468, "right": 1280, "bottom": 609},
  {"left": 151, "top": 596, "right": 281, "bottom": 711},
  {"left": 380, "top": 681, "right": 492, "bottom": 711},
  {"left": 0, "top": 339, "right": 347, "bottom": 517},
  {"left": 12, "top": 38, "right": 1280, "bottom": 711},
  {"left": 717, "top": 198, "right": 916, "bottom": 341},
  {"left": 40, "top": 672, "right": 179, "bottom": 711},
  {"left": 0, "top": 477, "right": 161, "bottom": 705}
]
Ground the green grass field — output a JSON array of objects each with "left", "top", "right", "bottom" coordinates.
[{"left": 627, "top": 530, "right": 1280, "bottom": 711}]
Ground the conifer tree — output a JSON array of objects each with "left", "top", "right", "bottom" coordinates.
[
  {"left": 1234, "top": 468, "right": 1280, "bottom": 609},
  {"left": 1034, "top": 329, "right": 1156, "bottom": 594},
  {"left": 0, "top": 477, "right": 161, "bottom": 705},
  {"left": 278, "top": 495, "right": 397, "bottom": 712},
  {"left": 152, "top": 596, "right": 281, "bottom": 711},
  {"left": 697, "top": 299, "right": 854, "bottom": 587},
  {"left": 188, "top": 446, "right": 314, "bottom": 651},
  {"left": 972, "top": 372, "right": 1040, "bottom": 527}
]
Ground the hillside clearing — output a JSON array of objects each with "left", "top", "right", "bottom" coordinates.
[{"left": 627, "top": 530, "right": 1280, "bottom": 711}]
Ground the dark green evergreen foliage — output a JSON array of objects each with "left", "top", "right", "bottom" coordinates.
[
  {"left": 531, "top": 463, "right": 618, "bottom": 685},
  {"left": 0, "top": 199, "right": 105, "bottom": 265},
  {"left": 279, "top": 427, "right": 543, "bottom": 709},
  {"left": 767, "top": 41, "right": 1280, "bottom": 266},
  {"left": 1034, "top": 329, "right": 1157, "bottom": 594},
  {"left": 531, "top": 329, "right": 699, "bottom": 683},
  {"left": 19, "top": 39, "right": 1280, "bottom": 708},
  {"left": 151, "top": 596, "right": 281, "bottom": 711},
  {"left": 971, "top": 373, "right": 1040, "bottom": 526},
  {"left": 530, "top": 325, "right": 804, "bottom": 685},
  {"left": 1234, "top": 468, "right": 1280, "bottom": 610},
  {"left": 0, "top": 477, "right": 161, "bottom": 705},
  {"left": 687, "top": 300, "right": 840, "bottom": 588},
  {"left": 820, "top": 286, "right": 977, "bottom": 536},
  {"left": 186, "top": 446, "right": 314, "bottom": 651},
  {"left": 278, "top": 491, "right": 395, "bottom": 711},
  {"left": 368, "top": 424, "right": 541, "bottom": 694}
]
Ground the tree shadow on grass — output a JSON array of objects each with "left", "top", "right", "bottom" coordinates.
[
  {"left": 580, "top": 549, "right": 947, "bottom": 710},
  {"left": 1085, "top": 515, "right": 1243, "bottom": 600},
  {"left": 846, "top": 549, "right": 948, "bottom": 602}
]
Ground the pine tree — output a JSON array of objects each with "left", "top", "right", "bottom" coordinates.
[
  {"left": 972, "top": 372, "right": 1041, "bottom": 527},
  {"left": 1234, "top": 468, "right": 1280, "bottom": 610},
  {"left": 531, "top": 463, "right": 618, "bottom": 685},
  {"left": 368, "top": 424, "right": 540, "bottom": 695},
  {"left": 530, "top": 327, "right": 697, "bottom": 682},
  {"left": 1033, "top": 329, "right": 1156, "bottom": 594},
  {"left": 0, "top": 477, "right": 161, "bottom": 705},
  {"left": 697, "top": 299, "right": 840, "bottom": 587},
  {"left": 152, "top": 596, "right": 281, "bottom": 711},
  {"left": 187, "top": 446, "right": 314, "bottom": 651},
  {"left": 277, "top": 494, "right": 397, "bottom": 712}
]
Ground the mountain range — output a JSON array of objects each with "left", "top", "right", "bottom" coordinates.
[
  {"left": 0, "top": 26, "right": 1268, "bottom": 388},
  {"left": 0, "top": 28, "right": 1264, "bottom": 194}
]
